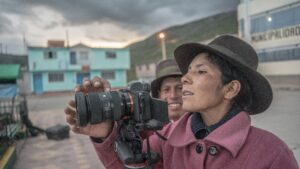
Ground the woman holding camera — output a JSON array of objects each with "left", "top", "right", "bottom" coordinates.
[{"left": 65, "top": 35, "right": 299, "bottom": 169}]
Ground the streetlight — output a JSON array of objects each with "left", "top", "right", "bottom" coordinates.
[{"left": 158, "top": 32, "right": 167, "bottom": 60}]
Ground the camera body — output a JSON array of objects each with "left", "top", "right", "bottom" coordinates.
[{"left": 75, "top": 82, "right": 169, "bottom": 167}]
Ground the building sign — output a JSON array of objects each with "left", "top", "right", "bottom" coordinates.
[{"left": 252, "top": 25, "right": 300, "bottom": 42}]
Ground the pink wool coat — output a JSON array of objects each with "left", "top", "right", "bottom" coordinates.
[{"left": 92, "top": 112, "right": 299, "bottom": 169}]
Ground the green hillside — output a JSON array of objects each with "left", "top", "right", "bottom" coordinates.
[{"left": 127, "top": 11, "right": 238, "bottom": 81}]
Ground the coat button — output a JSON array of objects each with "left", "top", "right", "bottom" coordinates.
[
  {"left": 208, "top": 146, "right": 218, "bottom": 156},
  {"left": 195, "top": 144, "right": 203, "bottom": 154}
]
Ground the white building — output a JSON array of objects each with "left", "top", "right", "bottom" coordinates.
[{"left": 238, "top": 0, "right": 300, "bottom": 88}]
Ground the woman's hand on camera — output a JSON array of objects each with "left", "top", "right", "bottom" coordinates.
[
  {"left": 64, "top": 99, "right": 113, "bottom": 138},
  {"left": 75, "top": 76, "right": 111, "bottom": 93},
  {"left": 64, "top": 76, "right": 113, "bottom": 139}
]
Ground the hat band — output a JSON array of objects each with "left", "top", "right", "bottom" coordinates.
[{"left": 157, "top": 66, "right": 180, "bottom": 77}]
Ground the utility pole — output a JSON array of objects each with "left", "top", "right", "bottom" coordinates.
[
  {"left": 66, "top": 29, "right": 70, "bottom": 47},
  {"left": 23, "top": 32, "right": 28, "bottom": 54},
  {"left": 5, "top": 44, "right": 7, "bottom": 54},
  {"left": 158, "top": 32, "right": 167, "bottom": 60}
]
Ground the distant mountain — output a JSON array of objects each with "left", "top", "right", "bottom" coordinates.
[{"left": 127, "top": 10, "right": 238, "bottom": 81}]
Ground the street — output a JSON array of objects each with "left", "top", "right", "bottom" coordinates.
[
  {"left": 13, "top": 89, "right": 300, "bottom": 168},
  {"left": 13, "top": 92, "right": 105, "bottom": 169},
  {"left": 251, "top": 89, "right": 300, "bottom": 162}
]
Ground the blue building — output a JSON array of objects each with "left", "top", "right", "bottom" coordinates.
[{"left": 28, "top": 43, "right": 130, "bottom": 94}]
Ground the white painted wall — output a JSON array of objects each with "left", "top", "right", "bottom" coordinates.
[
  {"left": 238, "top": 0, "right": 299, "bottom": 20},
  {"left": 258, "top": 60, "right": 300, "bottom": 75}
]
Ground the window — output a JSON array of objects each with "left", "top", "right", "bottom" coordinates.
[
  {"left": 251, "top": 5, "right": 300, "bottom": 34},
  {"left": 44, "top": 50, "right": 57, "bottom": 59},
  {"left": 106, "top": 51, "right": 117, "bottom": 59},
  {"left": 77, "top": 51, "right": 89, "bottom": 65},
  {"left": 70, "top": 51, "right": 77, "bottom": 64},
  {"left": 273, "top": 9, "right": 294, "bottom": 30},
  {"left": 258, "top": 46, "right": 300, "bottom": 62},
  {"left": 295, "top": 6, "right": 300, "bottom": 25},
  {"left": 101, "top": 71, "right": 115, "bottom": 80},
  {"left": 48, "top": 72, "right": 64, "bottom": 82},
  {"left": 295, "top": 48, "right": 300, "bottom": 59}
]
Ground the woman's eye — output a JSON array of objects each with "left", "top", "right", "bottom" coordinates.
[{"left": 198, "top": 70, "right": 206, "bottom": 74}]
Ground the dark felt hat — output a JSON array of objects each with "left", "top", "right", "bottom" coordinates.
[
  {"left": 174, "top": 35, "right": 273, "bottom": 114},
  {"left": 151, "top": 59, "right": 182, "bottom": 98}
]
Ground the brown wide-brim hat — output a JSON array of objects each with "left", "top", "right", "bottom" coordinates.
[
  {"left": 174, "top": 35, "right": 273, "bottom": 114},
  {"left": 151, "top": 59, "right": 182, "bottom": 98}
]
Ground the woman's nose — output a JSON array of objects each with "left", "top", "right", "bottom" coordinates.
[{"left": 181, "top": 74, "right": 191, "bottom": 84}]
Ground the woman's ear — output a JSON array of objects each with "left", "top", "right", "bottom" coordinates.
[{"left": 224, "top": 80, "right": 241, "bottom": 100}]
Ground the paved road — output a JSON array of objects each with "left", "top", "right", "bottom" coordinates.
[
  {"left": 251, "top": 89, "right": 300, "bottom": 162},
  {"left": 13, "top": 92, "right": 106, "bottom": 169},
  {"left": 13, "top": 89, "right": 300, "bottom": 168}
]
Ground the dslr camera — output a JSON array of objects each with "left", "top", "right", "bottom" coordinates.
[{"left": 75, "top": 82, "right": 169, "bottom": 168}]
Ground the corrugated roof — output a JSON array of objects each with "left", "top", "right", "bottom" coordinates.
[{"left": 0, "top": 64, "right": 21, "bottom": 80}]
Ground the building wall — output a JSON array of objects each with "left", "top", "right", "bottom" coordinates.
[
  {"left": 90, "top": 49, "right": 130, "bottom": 69},
  {"left": 238, "top": 0, "right": 300, "bottom": 87},
  {"left": 28, "top": 46, "right": 130, "bottom": 94},
  {"left": 135, "top": 63, "right": 156, "bottom": 82},
  {"left": 258, "top": 60, "right": 300, "bottom": 75},
  {"left": 18, "top": 71, "right": 31, "bottom": 95},
  {"left": 28, "top": 48, "right": 71, "bottom": 71},
  {"left": 238, "top": 0, "right": 299, "bottom": 20},
  {"left": 42, "top": 71, "right": 74, "bottom": 92}
]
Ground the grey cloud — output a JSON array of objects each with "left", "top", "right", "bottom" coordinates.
[
  {"left": 0, "top": 0, "right": 239, "bottom": 35},
  {"left": 87, "top": 34, "right": 128, "bottom": 42},
  {"left": 0, "top": 14, "right": 12, "bottom": 33},
  {"left": 44, "top": 21, "right": 61, "bottom": 30}
]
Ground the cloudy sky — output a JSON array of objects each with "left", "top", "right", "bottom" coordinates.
[{"left": 0, "top": 0, "right": 239, "bottom": 54}]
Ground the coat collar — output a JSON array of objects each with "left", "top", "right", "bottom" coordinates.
[{"left": 168, "top": 111, "right": 251, "bottom": 158}]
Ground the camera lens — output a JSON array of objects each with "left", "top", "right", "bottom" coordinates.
[
  {"left": 75, "top": 91, "right": 133, "bottom": 126},
  {"left": 75, "top": 92, "right": 88, "bottom": 127},
  {"left": 110, "top": 91, "right": 125, "bottom": 120},
  {"left": 88, "top": 92, "right": 103, "bottom": 124}
]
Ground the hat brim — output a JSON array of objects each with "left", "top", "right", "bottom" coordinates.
[
  {"left": 151, "top": 73, "right": 182, "bottom": 98},
  {"left": 174, "top": 43, "right": 273, "bottom": 114}
]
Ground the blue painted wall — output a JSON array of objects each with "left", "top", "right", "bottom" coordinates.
[
  {"left": 28, "top": 48, "right": 72, "bottom": 71},
  {"left": 90, "top": 49, "right": 130, "bottom": 69},
  {"left": 28, "top": 45, "right": 130, "bottom": 94}
]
